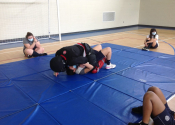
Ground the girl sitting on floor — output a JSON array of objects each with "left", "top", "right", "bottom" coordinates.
[
  {"left": 23, "top": 32, "right": 47, "bottom": 58},
  {"left": 128, "top": 86, "right": 175, "bottom": 125},
  {"left": 142, "top": 28, "right": 159, "bottom": 51}
]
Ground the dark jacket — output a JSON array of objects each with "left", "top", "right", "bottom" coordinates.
[{"left": 55, "top": 44, "right": 88, "bottom": 66}]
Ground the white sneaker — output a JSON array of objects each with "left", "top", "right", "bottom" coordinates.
[{"left": 106, "top": 63, "right": 116, "bottom": 69}]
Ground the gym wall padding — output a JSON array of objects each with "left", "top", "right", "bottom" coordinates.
[{"left": 0, "top": 43, "right": 175, "bottom": 125}]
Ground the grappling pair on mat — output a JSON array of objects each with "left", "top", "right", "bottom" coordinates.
[{"left": 50, "top": 43, "right": 116, "bottom": 76}]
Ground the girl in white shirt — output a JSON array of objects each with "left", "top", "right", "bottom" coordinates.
[{"left": 142, "top": 28, "right": 159, "bottom": 51}]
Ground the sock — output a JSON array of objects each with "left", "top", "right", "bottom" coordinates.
[
  {"left": 141, "top": 122, "right": 148, "bottom": 125},
  {"left": 128, "top": 123, "right": 140, "bottom": 125},
  {"left": 165, "top": 103, "right": 174, "bottom": 116},
  {"left": 147, "top": 43, "right": 153, "bottom": 49},
  {"left": 32, "top": 51, "right": 47, "bottom": 57},
  {"left": 41, "top": 53, "right": 47, "bottom": 56},
  {"left": 106, "top": 60, "right": 111, "bottom": 65},
  {"left": 132, "top": 106, "right": 143, "bottom": 114}
]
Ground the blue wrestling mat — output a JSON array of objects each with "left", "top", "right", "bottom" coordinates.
[{"left": 0, "top": 43, "right": 175, "bottom": 125}]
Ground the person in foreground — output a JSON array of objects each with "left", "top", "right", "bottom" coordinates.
[
  {"left": 142, "top": 28, "right": 159, "bottom": 51},
  {"left": 67, "top": 44, "right": 116, "bottom": 75},
  {"left": 23, "top": 32, "right": 47, "bottom": 58},
  {"left": 128, "top": 86, "right": 175, "bottom": 125}
]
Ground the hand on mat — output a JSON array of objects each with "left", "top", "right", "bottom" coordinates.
[{"left": 54, "top": 72, "right": 59, "bottom": 77}]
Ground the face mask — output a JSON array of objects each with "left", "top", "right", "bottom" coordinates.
[
  {"left": 73, "top": 65, "right": 76, "bottom": 68},
  {"left": 152, "top": 32, "right": 156, "bottom": 35},
  {"left": 28, "top": 38, "right": 33, "bottom": 42}
]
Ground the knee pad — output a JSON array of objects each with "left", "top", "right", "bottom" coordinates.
[
  {"left": 91, "top": 57, "right": 106, "bottom": 74},
  {"left": 91, "top": 66, "right": 100, "bottom": 74},
  {"left": 98, "top": 57, "right": 106, "bottom": 69}
]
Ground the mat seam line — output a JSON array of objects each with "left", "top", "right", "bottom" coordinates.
[
  {"left": 0, "top": 104, "right": 37, "bottom": 120},
  {"left": 116, "top": 71, "right": 175, "bottom": 93},
  {"left": 13, "top": 80, "right": 64, "bottom": 125},
  {"left": 37, "top": 105, "right": 63, "bottom": 125},
  {"left": 96, "top": 80, "right": 143, "bottom": 102},
  {"left": 39, "top": 73, "right": 95, "bottom": 103},
  {"left": 115, "top": 73, "right": 174, "bottom": 94},
  {"left": 70, "top": 89, "right": 128, "bottom": 124}
]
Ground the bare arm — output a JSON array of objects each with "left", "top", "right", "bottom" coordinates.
[
  {"left": 34, "top": 37, "right": 41, "bottom": 48},
  {"left": 144, "top": 37, "right": 151, "bottom": 44},
  {"left": 146, "top": 38, "right": 157, "bottom": 43},
  {"left": 24, "top": 41, "right": 36, "bottom": 49},
  {"left": 83, "top": 63, "right": 94, "bottom": 74}
]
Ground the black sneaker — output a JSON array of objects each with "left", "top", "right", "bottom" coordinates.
[
  {"left": 27, "top": 55, "right": 33, "bottom": 58},
  {"left": 132, "top": 106, "right": 143, "bottom": 114},
  {"left": 40, "top": 53, "right": 48, "bottom": 56},
  {"left": 142, "top": 47, "right": 149, "bottom": 51},
  {"left": 128, "top": 122, "right": 146, "bottom": 125},
  {"left": 128, "top": 123, "right": 140, "bottom": 125}
]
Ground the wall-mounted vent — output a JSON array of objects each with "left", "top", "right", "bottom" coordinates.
[{"left": 103, "top": 12, "right": 115, "bottom": 21}]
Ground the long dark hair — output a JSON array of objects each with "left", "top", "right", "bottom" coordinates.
[
  {"left": 149, "top": 28, "right": 157, "bottom": 39},
  {"left": 25, "top": 32, "right": 33, "bottom": 39}
]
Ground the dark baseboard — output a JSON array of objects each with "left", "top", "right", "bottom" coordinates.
[{"left": 138, "top": 24, "right": 175, "bottom": 30}]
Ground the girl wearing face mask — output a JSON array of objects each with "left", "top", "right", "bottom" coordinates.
[
  {"left": 142, "top": 28, "right": 159, "bottom": 51},
  {"left": 23, "top": 32, "right": 47, "bottom": 58}
]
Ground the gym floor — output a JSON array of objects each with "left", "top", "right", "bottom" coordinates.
[{"left": 0, "top": 27, "right": 175, "bottom": 122}]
